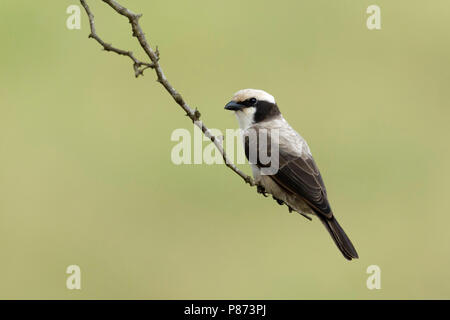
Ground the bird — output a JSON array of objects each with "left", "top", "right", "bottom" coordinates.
[{"left": 224, "top": 88, "right": 358, "bottom": 260}]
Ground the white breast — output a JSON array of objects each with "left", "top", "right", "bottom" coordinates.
[{"left": 234, "top": 107, "right": 256, "bottom": 130}]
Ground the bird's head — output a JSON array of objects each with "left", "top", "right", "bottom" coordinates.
[{"left": 224, "top": 89, "right": 281, "bottom": 129}]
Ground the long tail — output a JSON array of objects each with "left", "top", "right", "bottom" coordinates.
[{"left": 319, "top": 215, "right": 359, "bottom": 260}]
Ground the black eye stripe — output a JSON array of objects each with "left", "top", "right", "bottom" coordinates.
[{"left": 241, "top": 98, "right": 257, "bottom": 106}]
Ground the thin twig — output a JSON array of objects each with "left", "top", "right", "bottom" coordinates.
[
  {"left": 79, "top": 0, "right": 312, "bottom": 221},
  {"left": 79, "top": 0, "right": 254, "bottom": 186},
  {"left": 80, "top": 0, "right": 154, "bottom": 77}
]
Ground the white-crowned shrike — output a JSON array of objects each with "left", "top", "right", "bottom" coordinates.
[{"left": 225, "top": 89, "right": 358, "bottom": 260}]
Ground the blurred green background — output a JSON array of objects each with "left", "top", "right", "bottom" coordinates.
[{"left": 0, "top": 0, "right": 449, "bottom": 299}]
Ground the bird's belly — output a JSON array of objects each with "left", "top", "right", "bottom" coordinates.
[{"left": 254, "top": 167, "right": 315, "bottom": 216}]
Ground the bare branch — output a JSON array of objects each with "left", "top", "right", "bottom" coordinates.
[
  {"left": 79, "top": 0, "right": 311, "bottom": 220},
  {"left": 79, "top": 0, "right": 254, "bottom": 186},
  {"left": 80, "top": 0, "right": 154, "bottom": 77}
]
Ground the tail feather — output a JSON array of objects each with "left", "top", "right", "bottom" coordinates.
[{"left": 319, "top": 216, "right": 359, "bottom": 260}]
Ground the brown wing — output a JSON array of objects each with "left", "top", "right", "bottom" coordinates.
[
  {"left": 244, "top": 128, "right": 333, "bottom": 218},
  {"left": 271, "top": 151, "right": 333, "bottom": 218}
]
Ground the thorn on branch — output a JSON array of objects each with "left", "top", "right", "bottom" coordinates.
[{"left": 193, "top": 109, "right": 201, "bottom": 121}]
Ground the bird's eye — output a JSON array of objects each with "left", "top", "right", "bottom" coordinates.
[{"left": 249, "top": 98, "right": 257, "bottom": 105}]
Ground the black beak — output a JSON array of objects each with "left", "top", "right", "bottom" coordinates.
[{"left": 224, "top": 101, "right": 244, "bottom": 111}]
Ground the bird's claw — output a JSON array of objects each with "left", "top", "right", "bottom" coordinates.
[
  {"left": 272, "top": 196, "right": 284, "bottom": 206},
  {"left": 257, "top": 185, "right": 268, "bottom": 197}
]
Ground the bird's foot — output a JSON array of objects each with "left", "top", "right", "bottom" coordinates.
[
  {"left": 272, "top": 196, "right": 284, "bottom": 206},
  {"left": 257, "top": 185, "right": 268, "bottom": 197}
]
